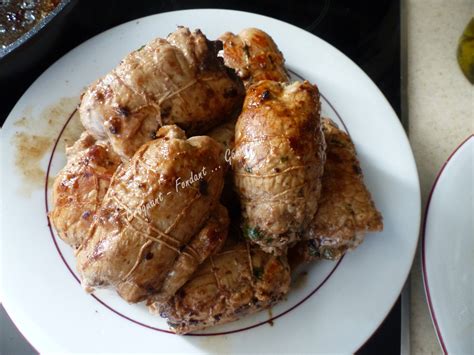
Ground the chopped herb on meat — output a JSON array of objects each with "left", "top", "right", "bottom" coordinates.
[{"left": 244, "top": 226, "right": 263, "bottom": 240}]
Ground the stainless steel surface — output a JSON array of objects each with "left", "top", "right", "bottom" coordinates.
[{"left": 400, "top": 1, "right": 410, "bottom": 354}]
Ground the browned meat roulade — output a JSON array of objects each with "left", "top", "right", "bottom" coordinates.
[
  {"left": 220, "top": 28, "right": 290, "bottom": 86},
  {"left": 50, "top": 132, "right": 121, "bottom": 249},
  {"left": 76, "top": 125, "right": 228, "bottom": 303},
  {"left": 232, "top": 80, "right": 326, "bottom": 255},
  {"left": 290, "top": 119, "right": 383, "bottom": 263},
  {"left": 154, "top": 238, "right": 290, "bottom": 334},
  {"left": 80, "top": 27, "right": 244, "bottom": 160}
]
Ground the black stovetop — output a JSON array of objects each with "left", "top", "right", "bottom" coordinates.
[{"left": 0, "top": 1, "right": 402, "bottom": 353}]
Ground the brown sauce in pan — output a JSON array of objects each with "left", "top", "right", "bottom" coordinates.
[{"left": 0, "top": 0, "right": 60, "bottom": 48}]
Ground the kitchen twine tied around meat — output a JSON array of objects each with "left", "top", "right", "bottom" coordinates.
[{"left": 75, "top": 149, "right": 233, "bottom": 282}]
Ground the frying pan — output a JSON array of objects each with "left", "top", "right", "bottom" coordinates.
[{"left": 0, "top": 0, "right": 77, "bottom": 81}]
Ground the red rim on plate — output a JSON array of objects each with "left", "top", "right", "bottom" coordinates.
[
  {"left": 421, "top": 134, "right": 474, "bottom": 354},
  {"left": 44, "top": 76, "right": 349, "bottom": 336}
]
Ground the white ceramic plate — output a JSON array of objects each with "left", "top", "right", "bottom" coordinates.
[
  {"left": 422, "top": 135, "right": 474, "bottom": 354},
  {"left": 0, "top": 9, "right": 420, "bottom": 353}
]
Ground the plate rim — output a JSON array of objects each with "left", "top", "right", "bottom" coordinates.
[
  {"left": 421, "top": 134, "right": 474, "bottom": 354},
  {"left": 0, "top": 8, "right": 422, "bottom": 352},
  {"left": 43, "top": 102, "right": 345, "bottom": 336}
]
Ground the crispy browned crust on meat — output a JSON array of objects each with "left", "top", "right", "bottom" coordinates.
[
  {"left": 151, "top": 204, "right": 230, "bottom": 304},
  {"left": 290, "top": 119, "right": 383, "bottom": 264},
  {"left": 153, "top": 240, "right": 291, "bottom": 334},
  {"left": 76, "top": 125, "right": 226, "bottom": 303},
  {"left": 50, "top": 132, "right": 121, "bottom": 249},
  {"left": 233, "top": 80, "right": 325, "bottom": 255},
  {"left": 80, "top": 27, "right": 244, "bottom": 160},
  {"left": 220, "top": 28, "right": 290, "bottom": 87}
]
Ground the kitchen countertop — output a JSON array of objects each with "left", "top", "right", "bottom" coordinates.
[{"left": 407, "top": 0, "right": 473, "bottom": 353}]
